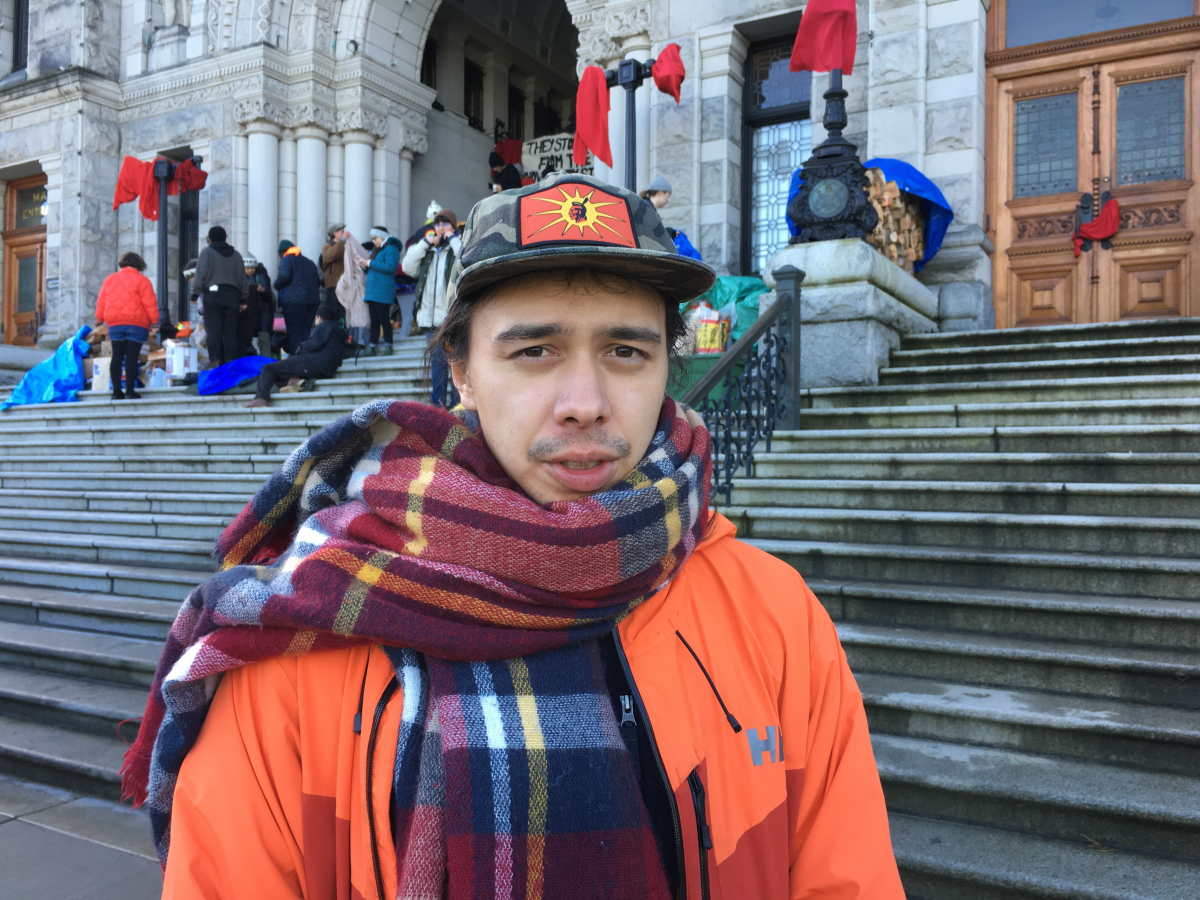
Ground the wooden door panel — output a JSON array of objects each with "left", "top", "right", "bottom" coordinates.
[
  {"left": 1009, "top": 256, "right": 1078, "bottom": 325},
  {"left": 1112, "top": 243, "right": 1191, "bottom": 318}
]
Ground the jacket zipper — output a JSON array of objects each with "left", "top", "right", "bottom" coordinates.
[
  {"left": 612, "top": 627, "right": 687, "bottom": 900},
  {"left": 366, "top": 674, "right": 399, "bottom": 900},
  {"left": 687, "top": 769, "right": 712, "bottom": 900}
]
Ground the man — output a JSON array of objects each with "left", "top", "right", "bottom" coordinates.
[
  {"left": 242, "top": 302, "right": 348, "bottom": 408},
  {"left": 320, "top": 223, "right": 347, "bottom": 311},
  {"left": 357, "top": 226, "right": 402, "bottom": 356},
  {"left": 489, "top": 150, "right": 523, "bottom": 192},
  {"left": 128, "top": 173, "right": 904, "bottom": 900},
  {"left": 401, "top": 208, "right": 460, "bottom": 404},
  {"left": 192, "top": 225, "right": 248, "bottom": 367},
  {"left": 238, "top": 254, "right": 272, "bottom": 357},
  {"left": 273, "top": 239, "right": 322, "bottom": 353}
]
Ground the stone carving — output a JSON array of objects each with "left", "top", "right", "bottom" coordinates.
[
  {"left": 207, "top": 0, "right": 221, "bottom": 52},
  {"left": 400, "top": 125, "right": 428, "bottom": 155},
  {"left": 234, "top": 96, "right": 288, "bottom": 126},
  {"left": 604, "top": 4, "right": 649, "bottom": 39},
  {"left": 162, "top": 0, "right": 190, "bottom": 29},
  {"left": 1120, "top": 203, "right": 1184, "bottom": 230},
  {"left": 1014, "top": 214, "right": 1074, "bottom": 241},
  {"left": 335, "top": 108, "right": 387, "bottom": 138},
  {"left": 256, "top": 0, "right": 272, "bottom": 44},
  {"left": 118, "top": 75, "right": 261, "bottom": 121},
  {"left": 286, "top": 103, "right": 335, "bottom": 132}
]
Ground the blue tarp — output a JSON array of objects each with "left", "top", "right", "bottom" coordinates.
[
  {"left": 198, "top": 355, "right": 274, "bottom": 395},
  {"left": 1, "top": 325, "right": 91, "bottom": 411},
  {"left": 786, "top": 158, "right": 954, "bottom": 272},
  {"left": 674, "top": 230, "right": 702, "bottom": 261}
]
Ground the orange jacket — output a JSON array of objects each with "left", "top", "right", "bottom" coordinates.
[
  {"left": 161, "top": 514, "right": 904, "bottom": 899},
  {"left": 96, "top": 266, "right": 158, "bottom": 330}
]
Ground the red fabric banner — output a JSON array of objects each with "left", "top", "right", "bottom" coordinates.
[
  {"left": 1074, "top": 198, "right": 1121, "bottom": 257},
  {"left": 494, "top": 138, "right": 524, "bottom": 166},
  {"left": 652, "top": 43, "right": 685, "bottom": 104},
  {"left": 171, "top": 158, "right": 208, "bottom": 194},
  {"left": 112, "top": 156, "right": 160, "bottom": 220},
  {"left": 789, "top": 0, "right": 857, "bottom": 75},
  {"left": 574, "top": 65, "right": 613, "bottom": 168}
]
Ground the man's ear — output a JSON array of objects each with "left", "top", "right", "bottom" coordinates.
[{"left": 449, "top": 357, "right": 477, "bottom": 411}]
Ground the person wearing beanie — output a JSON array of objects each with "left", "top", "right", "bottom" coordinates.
[
  {"left": 401, "top": 208, "right": 461, "bottom": 402},
  {"left": 273, "top": 238, "right": 323, "bottom": 353},
  {"left": 243, "top": 301, "right": 349, "bottom": 408},
  {"left": 193, "top": 225, "right": 248, "bottom": 367},
  {"left": 489, "top": 150, "right": 523, "bottom": 192},
  {"left": 639, "top": 175, "right": 672, "bottom": 210},
  {"left": 355, "top": 226, "right": 402, "bottom": 356},
  {"left": 240, "top": 254, "right": 274, "bottom": 356}
]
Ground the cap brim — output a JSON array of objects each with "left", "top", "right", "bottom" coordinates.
[{"left": 454, "top": 245, "right": 716, "bottom": 305}]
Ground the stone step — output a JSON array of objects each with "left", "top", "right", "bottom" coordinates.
[
  {"left": 0, "top": 403, "right": 363, "bottom": 431},
  {"left": 891, "top": 333, "right": 1200, "bottom": 368},
  {"left": 0, "top": 712, "right": 129, "bottom": 799},
  {"left": 0, "top": 583, "right": 178, "bottom": 641},
  {"left": 0, "top": 508, "right": 228, "bottom": 542},
  {"left": 0, "top": 487, "right": 249, "bottom": 517},
  {"left": 875, "top": 734, "right": 1200, "bottom": 861},
  {"left": 804, "top": 374, "right": 1200, "bottom": 409},
  {"left": 880, "top": 354, "right": 1200, "bottom": 385},
  {"left": 0, "top": 471, "right": 263, "bottom": 496},
  {"left": 0, "top": 420, "right": 318, "bottom": 444},
  {"left": 901, "top": 317, "right": 1200, "bottom": 351},
  {"left": 838, "top": 622, "right": 1200, "bottom": 710},
  {"left": 0, "top": 555, "right": 205, "bottom": 600},
  {"left": 808, "top": 579, "right": 1200, "bottom": 652},
  {"left": 794, "top": 397, "right": 1200, "bottom": 429},
  {"left": 0, "top": 621, "right": 159, "bottom": 688},
  {"left": 891, "top": 812, "right": 1200, "bottom": 900},
  {"left": 0, "top": 453, "right": 284, "bottom": 475},
  {"left": 729, "top": 478, "right": 1200, "bottom": 518},
  {"left": 0, "top": 529, "right": 216, "bottom": 571},
  {"left": 729, "top": 506, "right": 1200, "bottom": 558},
  {"left": 0, "top": 435, "right": 309, "bottom": 458},
  {"left": 857, "top": 671, "right": 1200, "bottom": 778},
  {"left": 752, "top": 538, "right": 1199, "bottom": 600},
  {"left": 0, "top": 665, "right": 146, "bottom": 736},
  {"left": 765, "top": 424, "right": 1200, "bottom": 455},
  {"left": 749, "top": 452, "right": 1200, "bottom": 484}
]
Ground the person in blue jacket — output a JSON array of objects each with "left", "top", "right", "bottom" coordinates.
[
  {"left": 356, "top": 226, "right": 401, "bottom": 357},
  {"left": 273, "top": 240, "right": 322, "bottom": 353}
]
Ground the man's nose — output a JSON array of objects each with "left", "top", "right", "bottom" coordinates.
[{"left": 554, "top": 359, "right": 611, "bottom": 429}]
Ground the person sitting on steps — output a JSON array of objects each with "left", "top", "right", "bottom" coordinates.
[{"left": 243, "top": 302, "right": 349, "bottom": 408}]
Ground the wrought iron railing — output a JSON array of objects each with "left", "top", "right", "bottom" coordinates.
[{"left": 681, "top": 265, "right": 804, "bottom": 507}]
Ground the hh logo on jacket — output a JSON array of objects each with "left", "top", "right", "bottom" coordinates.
[{"left": 747, "top": 725, "right": 784, "bottom": 766}]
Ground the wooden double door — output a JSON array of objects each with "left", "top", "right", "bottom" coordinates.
[
  {"left": 990, "top": 31, "right": 1200, "bottom": 327},
  {"left": 2, "top": 175, "right": 47, "bottom": 346}
]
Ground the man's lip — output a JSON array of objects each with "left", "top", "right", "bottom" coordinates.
[
  {"left": 544, "top": 459, "right": 618, "bottom": 493},
  {"left": 543, "top": 451, "right": 620, "bottom": 464}
]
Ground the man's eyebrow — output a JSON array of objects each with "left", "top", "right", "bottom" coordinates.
[
  {"left": 493, "top": 323, "right": 568, "bottom": 342},
  {"left": 601, "top": 325, "right": 662, "bottom": 345}
]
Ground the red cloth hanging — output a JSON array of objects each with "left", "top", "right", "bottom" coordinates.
[
  {"left": 789, "top": 0, "right": 857, "bottom": 75},
  {"left": 1074, "top": 198, "right": 1121, "bottom": 257},
  {"left": 652, "top": 43, "right": 685, "bottom": 104},
  {"left": 574, "top": 65, "right": 612, "bottom": 168},
  {"left": 171, "top": 158, "right": 208, "bottom": 194},
  {"left": 494, "top": 139, "right": 524, "bottom": 166},
  {"left": 112, "top": 156, "right": 161, "bottom": 221}
]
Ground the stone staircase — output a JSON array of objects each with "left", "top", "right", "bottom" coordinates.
[
  {"left": 0, "top": 321, "right": 1198, "bottom": 897},
  {"left": 728, "top": 317, "right": 1200, "bottom": 899}
]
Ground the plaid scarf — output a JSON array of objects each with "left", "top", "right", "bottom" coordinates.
[{"left": 121, "top": 397, "right": 710, "bottom": 896}]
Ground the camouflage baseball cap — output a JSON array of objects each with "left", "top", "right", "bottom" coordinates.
[{"left": 449, "top": 171, "right": 715, "bottom": 305}]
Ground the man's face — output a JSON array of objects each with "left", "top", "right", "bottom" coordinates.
[{"left": 452, "top": 277, "right": 669, "bottom": 505}]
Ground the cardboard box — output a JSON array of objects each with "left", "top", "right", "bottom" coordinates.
[{"left": 164, "top": 340, "right": 199, "bottom": 379}]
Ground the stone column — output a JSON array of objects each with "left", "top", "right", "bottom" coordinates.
[
  {"left": 398, "top": 148, "right": 414, "bottom": 240},
  {"left": 342, "top": 132, "right": 374, "bottom": 243},
  {"left": 623, "top": 36, "right": 652, "bottom": 193},
  {"left": 295, "top": 125, "right": 328, "bottom": 258},
  {"left": 603, "top": 72, "right": 625, "bottom": 188},
  {"left": 327, "top": 134, "right": 344, "bottom": 227},
  {"left": 373, "top": 137, "right": 390, "bottom": 234},
  {"left": 483, "top": 51, "right": 510, "bottom": 138},
  {"left": 523, "top": 76, "right": 536, "bottom": 144},
  {"left": 278, "top": 128, "right": 297, "bottom": 245},
  {"left": 246, "top": 121, "right": 280, "bottom": 278},
  {"left": 232, "top": 133, "right": 249, "bottom": 253}
]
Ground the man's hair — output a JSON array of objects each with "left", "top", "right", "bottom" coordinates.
[
  {"left": 118, "top": 252, "right": 147, "bottom": 272},
  {"left": 208, "top": 225, "right": 227, "bottom": 243},
  {"left": 428, "top": 269, "right": 687, "bottom": 389}
]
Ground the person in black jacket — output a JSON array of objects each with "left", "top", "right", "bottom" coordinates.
[
  {"left": 243, "top": 302, "right": 349, "bottom": 408},
  {"left": 273, "top": 240, "right": 322, "bottom": 353},
  {"left": 239, "top": 255, "right": 274, "bottom": 357}
]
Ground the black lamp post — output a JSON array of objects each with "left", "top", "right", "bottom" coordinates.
[
  {"left": 151, "top": 157, "right": 175, "bottom": 333},
  {"left": 604, "top": 57, "right": 655, "bottom": 192},
  {"left": 786, "top": 68, "right": 878, "bottom": 243}
]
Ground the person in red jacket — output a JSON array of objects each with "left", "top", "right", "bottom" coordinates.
[{"left": 94, "top": 252, "right": 158, "bottom": 400}]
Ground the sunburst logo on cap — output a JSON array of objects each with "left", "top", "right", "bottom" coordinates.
[{"left": 519, "top": 183, "right": 637, "bottom": 248}]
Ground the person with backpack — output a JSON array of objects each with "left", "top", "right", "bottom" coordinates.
[
  {"left": 242, "top": 301, "right": 349, "bottom": 408},
  {"left": 356, "top": 226, "right": 401, "bottom": 357},
  {"left": 273, "top": 239, "right": 322, "bottom": 353}
]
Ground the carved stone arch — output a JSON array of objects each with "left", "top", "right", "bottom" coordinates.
[
  {"left": 286, "top": 0, "right": 336, "bottom": 53},
  {"left": 229, "top": 0, "right": 269, "bottom": 47},
  {"left": 335, "top": 0, "right": 441, "bottom": 77}
]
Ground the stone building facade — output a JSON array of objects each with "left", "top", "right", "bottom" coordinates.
[{"left": 14, "top": 0, "right": 1176, "bottom": 348}]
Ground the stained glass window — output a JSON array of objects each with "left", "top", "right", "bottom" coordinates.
[
  {"left": 748, "top": 119, "right": 812, "bottom": 275},
  {"left": 1013, "top": 94, "right": 1077, "bottom": 198},
  {"left": 748, "top": 45, "right": 811, "bottom": 113},
  {"left": 1006, "top": 0, "right": 1191, "bottom": 48},
  {"left": 16, "top": 256, "right": 37, "bottom": 314},
  {"left": 1117, "top": 77, "right": 1186, "bottom": 185}
]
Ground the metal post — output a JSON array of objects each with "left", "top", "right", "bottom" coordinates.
[
  {"left": 772, "top": 265, "right": 805, "bottom": 430},
  {"left": 624, "top": 83, "right": 637, "bottom": 192},
  {"left": 152, "top": 158, "right": 175, "bottom": 334}
]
